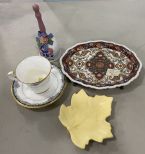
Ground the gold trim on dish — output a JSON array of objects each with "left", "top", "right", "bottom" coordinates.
[{"left": 11, "top": 80, "right": 67, "bottom": 109}]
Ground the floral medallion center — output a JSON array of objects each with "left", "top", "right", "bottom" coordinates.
[{"left": 86, "top": 52, "right": 114, "bottom": 80}]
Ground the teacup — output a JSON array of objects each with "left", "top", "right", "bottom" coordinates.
[{"left": 8, "top": 56, "right": 51, "bottom": 94}]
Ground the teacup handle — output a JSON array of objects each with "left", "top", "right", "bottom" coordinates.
[{"left": 8, "top": 71, "right": 17, "bottom": 81}]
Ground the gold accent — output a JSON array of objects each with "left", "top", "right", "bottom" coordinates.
[
  {"left": 11, "top": 80, "right": 67, "bottom": 109},
  {"left": 13, "top": 56, "right": 51, "bottom": 85},
  {"left": 35, "top": 87, "right": 50, "bottom": 94}
]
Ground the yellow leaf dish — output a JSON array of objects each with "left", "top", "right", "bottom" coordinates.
[{"left": 59, "top": 89, "right": 113, "bottom": 149}]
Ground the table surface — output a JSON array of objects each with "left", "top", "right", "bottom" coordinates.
[{"left": 0, "top": 1, "right": 145, "bottom": 154}]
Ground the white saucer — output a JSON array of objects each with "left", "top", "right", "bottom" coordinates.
[{"left": 11, "top": 65, "right": 66, "bottom": 108}]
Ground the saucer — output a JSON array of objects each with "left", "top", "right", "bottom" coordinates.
[{"left": 11, "top": 65, "right": 66, "bottom": 109}]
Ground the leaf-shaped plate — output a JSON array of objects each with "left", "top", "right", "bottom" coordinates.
[
  {"left": 60, "top": 41, "right": 142, "bottom": 89},
  {"left": 59, "top": 89, "right": 113, "bottom": 149}
]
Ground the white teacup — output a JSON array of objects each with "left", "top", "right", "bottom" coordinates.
[{"left": 8, "top": 56, "right": 51, "bottom": 94}]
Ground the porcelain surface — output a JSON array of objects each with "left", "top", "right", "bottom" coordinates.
[
  {"left": 59, "top": 89, "right": 113, "bottom": 149},
  {"left": 11, "top": 65, "right": 65, "bottom": 108},
  {"left": 60, "top": 41, "right": 142, "bottom": 89}
]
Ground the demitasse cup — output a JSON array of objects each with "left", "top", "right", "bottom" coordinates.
[{"left": 8, "top": 56, "right": 51, "bottom": 94}]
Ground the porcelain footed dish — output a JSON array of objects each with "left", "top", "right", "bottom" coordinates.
[
  {"left": 11, "top": 65, "right": 66, "bottom": 108},
  {"left": 60, "top": 41, "right": 142, "bottom": 89}
]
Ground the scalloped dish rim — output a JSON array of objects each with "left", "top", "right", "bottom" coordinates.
[{"left": 60, "top": 40, "right": 142, "bottom": 90}]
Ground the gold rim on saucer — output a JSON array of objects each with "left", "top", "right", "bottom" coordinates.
[{"left": 11, "top": 80, "right": 67, "bottom": 109}]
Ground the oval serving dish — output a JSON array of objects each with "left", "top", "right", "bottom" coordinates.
[{"left": 60, "top": 41, "right": 142, "bottom": 89}]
